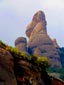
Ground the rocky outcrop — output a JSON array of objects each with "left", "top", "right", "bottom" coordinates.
[
  {"left": 0, "top": 42, "right": 52, "bottom": 85},
  {"left": 15, "top": 37, "right": 28, "bottom": 54},
  {"left": 0, "top": 41, "right": 64, "bottom": 85},
  {"left": 0, "top": 47, "right": 17, "bottom": 85},
  {"left": 52, "top": 39, "right": 59, "bottom": 48},
  {"left": 26, "top": 11, "right": 62, "bottom": 68},
  {"left": 16, "top": 60, "right": 46, "bottom": 85}
]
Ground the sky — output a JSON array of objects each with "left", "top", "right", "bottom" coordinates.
[{"left": 0, "top": 0, "right": 64, "bottom": 47}]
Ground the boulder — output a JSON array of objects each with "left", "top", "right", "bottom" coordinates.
[{"left": 15, "top": 37, "right": 28, "bottom": 54}]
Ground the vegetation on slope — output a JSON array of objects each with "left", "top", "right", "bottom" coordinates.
[
  {"left": 59, "top": 47, "right": 64, "bottom": 67},
  {"left": 0, "top": 40, "right": 48, "bottom": 69},
  {"left": 0, "top": 40, "right": 64, "bottom": 84}
]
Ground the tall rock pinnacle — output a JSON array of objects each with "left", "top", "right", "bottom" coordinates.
[
  {"left": 26, "top": 10, "right": 62, "bottom": 68},
  {"left": 14, "top": 10, "right": 62, "bottom": 68},
  {"left": 26, "top": 11, "right": 47, "bottom": 38}
]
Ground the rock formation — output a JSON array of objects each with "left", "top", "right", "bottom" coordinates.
[
  {"left": 14, "top": 10, "right": 62, "bottom": 68},
  {"left": 26, "top": 11, "right": 47, "bottom": 38},
  {"left": 16, "top": 60, "right": 47, "bottom": 85},
  {"left": 15, "top": 37, "right": 28, "bottom": 54},
  {"left": 26, "top": 10, "right": 62, "bottom": 68},
  {"left": 0, "top": 47, "right": 17, "bottom": 85},
  {"left": 0, "top": 42, "right": 52, "bottom": 85},
  {"left": 52, "top": 39, "right": 59, "bottom": 48},
  {"left": 0, "top": 41, "right": 64, "bottom": 85}
]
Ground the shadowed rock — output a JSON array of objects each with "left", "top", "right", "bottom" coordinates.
[
  {"left": 0, "top": 41, "right": 64, "bottom": 85},
  {"left": 0, "top": 48, "right": 17, "bottom": 85}
]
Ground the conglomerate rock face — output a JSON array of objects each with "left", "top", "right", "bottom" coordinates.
[
  {"left": 0, "top": 47, "right": 17, "bottom": 85},
  {"left": 26, "top": 11, "right": 62, "bottom": 68}
]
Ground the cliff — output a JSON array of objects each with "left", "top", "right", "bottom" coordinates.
[{"left": 0, "top": 41, "right": 64, "bottom": 85}]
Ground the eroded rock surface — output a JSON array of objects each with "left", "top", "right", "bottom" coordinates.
[
  {"left": 0, "top": 47, "right": 17, "bottom": 85},
  {"left": 0, "top": 41, "right": 64, "bottom": 85},
  {"left": 26, "top": 11, "right": 47, "bottom": 38},
  {"left": 15, "top": 60, "right": 51, "bottom": 85},
  {"left": 26, "top": 11, "right": 62, "bottom": 68}
]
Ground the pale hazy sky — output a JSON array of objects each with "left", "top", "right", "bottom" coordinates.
[{"left": 0, "top": 0, "right": 64, "bottom": 47}]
